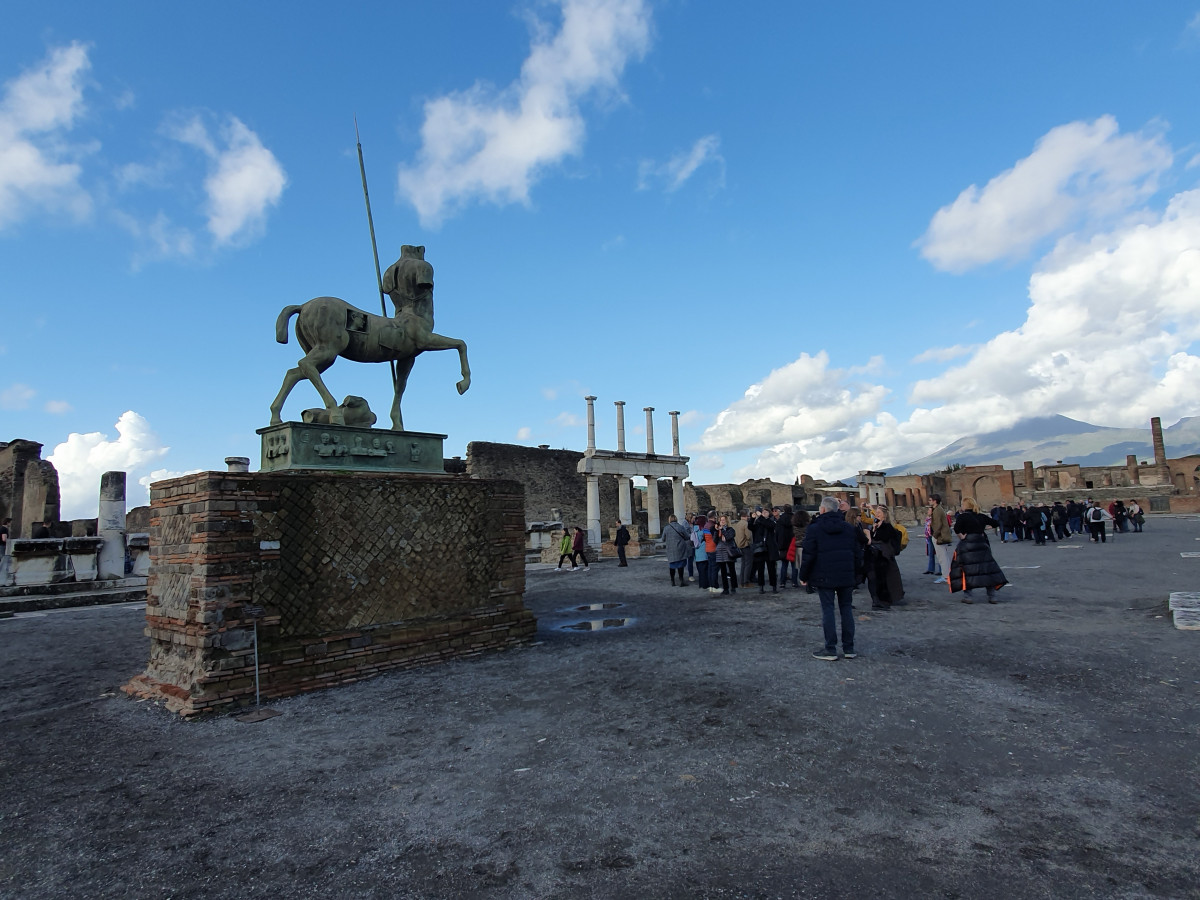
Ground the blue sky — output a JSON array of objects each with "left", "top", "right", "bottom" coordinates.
[{"left": 3, "top": 1, "right": 1200, "bottom": 517}]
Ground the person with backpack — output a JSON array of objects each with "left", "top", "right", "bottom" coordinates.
[{"left": 1086, "top": 502, "right": 1112, "bottom": 543}]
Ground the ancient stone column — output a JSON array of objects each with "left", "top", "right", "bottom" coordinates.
[
  {"left": 885, "top": 487, "right": 895, "bottom": 507},
  {"left": 226, "top": 456, "right": 250, "bottom": 473},
  {"left": 905, "top": 488, "right": 915, "bottom": 508},
  {"left": 586, "top": 474, "right": 600, "bottom": 547},
  {"left": 1151, "top": 416, "right": 1170, "bottom": 484},
  {"left": 645, "top": 478, "right": 661, "bottom": 538},
  {"left": 97, "top": 471, "right": 127, "bottom": 580},
  {"left": 585, "top": 396, "right": 597, "bottom": 453},
  {"left": 672, "top": 477, "right": 686, "bottom": 522},
  {"left": 615, "top": 401, "right": 626, "bottom": 452},
  {"left": 617, "top": 475, "right": 632, "bottom": 528},
  {"left": 644, "top": 407, "right": 655, "bottom": 455},
  {"left": 669, "top": 411, "right": 681, "bottom": 456},
  {"left": 1126, "top": 454, "right": 1140, "bottom": 486},
  {"left": 1023, "top": 461, "right": 1035, "bottom": 489}
]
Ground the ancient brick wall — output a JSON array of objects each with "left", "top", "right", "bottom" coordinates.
[
  {"left": 465, "top": 441, "right": 617, "bottom": 532},
  {"left": 124, "top": 470, "right": 535, "bottom": 717}
]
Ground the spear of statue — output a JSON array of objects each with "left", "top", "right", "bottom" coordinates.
[{"left": 355, "top": 117, "right": 398, "bottom": 388}]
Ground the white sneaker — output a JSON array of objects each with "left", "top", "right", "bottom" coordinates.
[
  {"left": 554, "top": 567, "right": 562, "bottom": 571},
  {"left": 571, "top": 566, "right": 579, "bottom": 571}
]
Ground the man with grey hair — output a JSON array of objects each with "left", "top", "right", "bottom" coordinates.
[{"left": 800, "top": 496, "right": 864, "bottom": 660}]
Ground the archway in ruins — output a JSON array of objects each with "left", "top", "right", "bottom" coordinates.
[{"left": 972, "top": 475, "right": 1002, "bottom": 508}]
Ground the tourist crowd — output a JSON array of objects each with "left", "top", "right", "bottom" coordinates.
[{"left": 552, "top": 492, "right": 1148, "bottom": 659}]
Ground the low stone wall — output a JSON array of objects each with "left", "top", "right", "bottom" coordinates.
[
  {"left": 6, "top": 536, "right": 104, "bottom": 585},
  {"left": 124, "top": 469, "right": 535, "bottom": 717}
]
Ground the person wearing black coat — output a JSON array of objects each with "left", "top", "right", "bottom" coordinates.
[
  {"left": 747, "top": 506, "right": 778, "bottom": 594},
  {"left": 949, "top": 498, "right": 1007, "bottom": 603},
  {"left": 614, "top": 520, "right": 630, "bottom": 566},
  {"left": 773, "top": 506, "right": 795, "bottom": 589},
  {"left": 800, "top": 497, "right": 865, "bottom": 660},
  {"left": 864, "top": 506, "right": 905, "bottom": 609}
]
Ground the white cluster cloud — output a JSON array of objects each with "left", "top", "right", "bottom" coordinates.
[
  {"left": 0, "top": 43, "right": 285, "bottom": 257},
  {"left": 696, "top": 352, "right": 889, "bottom": 454},
  {"left": 918, "top": 116, "right": 1171, "bottom": 271},
  {"left": 166, "top": 114, "right": 287, "bottom": 244},
  {"left": 0, "top": 42, "right": 92, "bottom": 229},
  {"left": 637, "top": 134, "right": 724, "bottom": 192},
  {"left": 47, "top": 411, "right": 171, "bottom": 519},
  {"left": 700, "top": 119, "right": 1200, "bottom": 483},
  {"left": 398, "top": 0, "right": 651, "bottom": 226}
]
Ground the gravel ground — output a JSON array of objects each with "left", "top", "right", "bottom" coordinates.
[{"left": 2, "top": 517, "right": 1198, "bottom": 899}]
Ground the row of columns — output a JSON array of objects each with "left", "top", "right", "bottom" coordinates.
[
  {"left": 583, "top": 397, "right": 686, "bottom": 545},
  {"left": 585, "top": 397, "right": 682, "bottom": 456}
]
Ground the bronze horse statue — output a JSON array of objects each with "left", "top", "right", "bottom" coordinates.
[{"left": 270, "top": 245, "right": 470, "bottom": 431}]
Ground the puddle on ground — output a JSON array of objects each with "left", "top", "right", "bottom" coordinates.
[
  {"left": 571, "top": 602, "right": 624, "bottom": 612},
  {"left": 561, "top": 618, "right": 632, "bottom": 632}
]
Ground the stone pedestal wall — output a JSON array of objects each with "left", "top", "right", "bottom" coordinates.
[{"left": 124, "top": 470, "right": 534, "bottom": 717}]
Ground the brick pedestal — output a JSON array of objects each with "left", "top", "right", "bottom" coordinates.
[{"left": 123, "top": 470, "right": 535, "bottom": 717}]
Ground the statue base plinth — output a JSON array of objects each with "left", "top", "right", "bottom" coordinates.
[{"left": 257, "top": 422, "right": 446, "bottom": 474}]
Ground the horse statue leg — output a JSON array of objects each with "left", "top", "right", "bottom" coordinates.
[
  {"left": 389, "top": 357, "right": 417, "bottom": 431},
  {"left": 413, "top": 331, "right": 471, "bottom": 395},
  {"left": 271, "top": 348, "right": 343, "bottom": 425}
]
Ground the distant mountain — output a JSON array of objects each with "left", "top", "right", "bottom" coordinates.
[{"left": 883, "top": 414, "right": 1200, "bottom": 476}]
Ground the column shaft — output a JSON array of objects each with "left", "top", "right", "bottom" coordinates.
[
  {"left": 97, "top": 471, "right": 127, "bottom": 580},
  {"left": 586, "top": 475, "right": 601, "bottom": 547},
  {"left": 617, "top": 476, "right": 632, "bottom": 526},
  {"left": 646, "top": 478, "right": 661, "bottom": 538},
  {"left": 585, "top": 396, "right": 597, "bottom": 453}
]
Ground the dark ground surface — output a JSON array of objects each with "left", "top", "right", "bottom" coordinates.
[{"left": 2, "top": 518, "right": 1198, "bottom": 899}]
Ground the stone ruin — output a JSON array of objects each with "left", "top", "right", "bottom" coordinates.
[{"left": 0, "top": 440, "right": 150, "bottom": 597}]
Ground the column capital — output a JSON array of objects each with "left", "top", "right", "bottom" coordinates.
[
  {"left": 585, "top": 395, "right": 597, "bottom": 402},
  {"left": 643, "top": 406, "right": 654, "bottom": 412},
  {"left": 614, "top": 400, "right": 626, "bottom": 407},
  {"left": 668, "top": 410, "right": 680, "bottom": 416}
]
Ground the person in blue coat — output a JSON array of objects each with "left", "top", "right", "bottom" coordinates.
[{"left": 799, "top": 497, "right": 865, "bottom": 661}]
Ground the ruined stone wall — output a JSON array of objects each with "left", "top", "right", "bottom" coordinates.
[
  {"left": 0, "top": 441, "right": 60, "bottom": 538},
  {"left": 124, "top": 470, "right": 535, "bottom": 717},
  {"left": 465, "top": 441, "right": 617, "bottom": 532}
]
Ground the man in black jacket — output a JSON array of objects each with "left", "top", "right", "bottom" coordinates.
[
  {"left": 800, "top": 497, "right": 865, "bottom": 660},
  {"left": 773, "top": 506, "right": 795, "bottom": 589},
  {"left": 614, "top": 520, "right": 630, "bottom": 566}
]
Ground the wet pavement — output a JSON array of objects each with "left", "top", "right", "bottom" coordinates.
[{"left": 1, "top": 517, "right": 1198, "bottom": 898}]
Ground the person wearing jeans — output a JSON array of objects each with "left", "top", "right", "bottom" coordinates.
[
  {"left": 929, "top": 495, "right": 953, "bottom": 584},
  {"left": 799, "top": 497, "right": 865, "bottom": 660}
]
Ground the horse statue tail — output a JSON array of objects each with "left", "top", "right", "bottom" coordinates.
[{"left": 275, "top": 305, "right": 302, "bottom": 344}]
